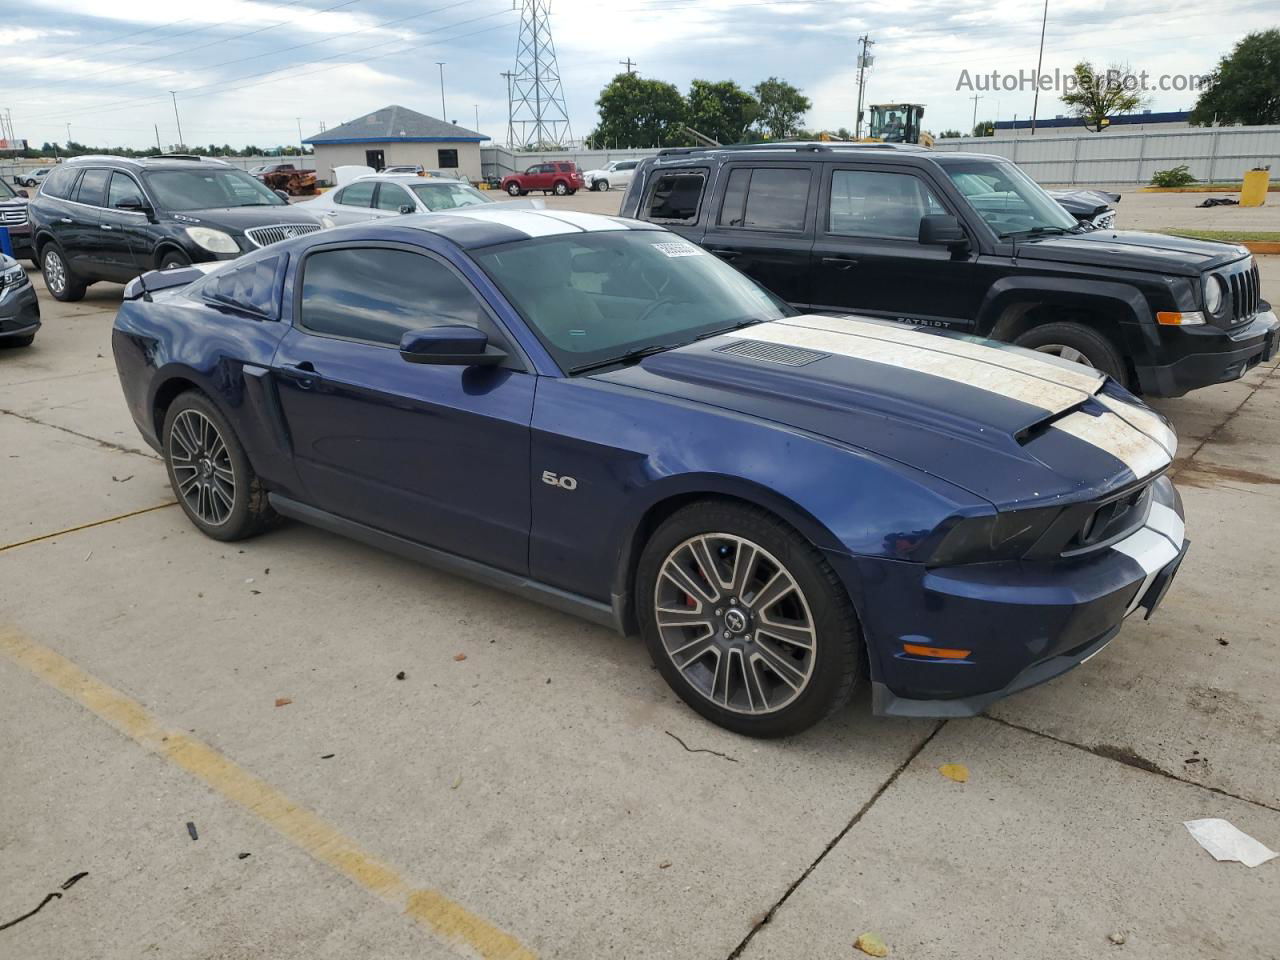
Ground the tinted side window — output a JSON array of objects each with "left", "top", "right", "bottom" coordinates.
[
  {"left": 199, "top": 254, "right": 285, "bottom": 320},
  {"left": 718, "top": 167, "right": 810, "bottom": 231},
  {"left": 616, "top": 160, "right": 638, "bottom": 171},
  {"left": 42, "top": 165, "right": 80, "bottom": 200},
  {"left": 337, "top": 181, "right": 375, "bottom": 207},
  {"left": 644, "top": 172, "right": 705, "bottom": 224},
  {"left": 437, "top": 149, "right": 459, "bottom": 169},
  {"left": 75, "top": 168, "right": 111, "bottom": 207},
  {"left": 300, "top": 248, "right": 495, "bottom": 347},
  {"left": 376, "top": 183, "right": 412, "bottom": 211},
  {"left": 107, "top": 172, "right": 144, "bottom": 209},
  {"left": 828, "top": 170, "right": 944, "bottom": 240}
]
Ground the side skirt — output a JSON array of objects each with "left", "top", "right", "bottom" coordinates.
[{"left": 268, "top": 494, "right": 623, "bottom": 632}]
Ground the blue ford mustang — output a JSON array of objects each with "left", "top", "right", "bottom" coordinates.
[{"left": 112, "top": 208, "right": 1188, "bottom": 737}]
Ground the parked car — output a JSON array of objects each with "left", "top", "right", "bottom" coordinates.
[
  {"left": 297, "top": 173, "right": 498, "bottom": 227},
  {"left": 112, "top": 207, "right": 1186, "bottom": 737},
  {"left": 383, "top": 164, "right": 425, "bottom": 175},
  {"left": 249, "top": 162, "right": 318, "bottom": 196},
  {"left": 583, "top": 158, "right": 641, "bottom": 192},
  {"left": 28, "top": 154, "right": 322, "bottom": 302},
  {"left": 1048, "top": 188, "right": 1120, "bottom": 230},
  {"left": 0, "top": 252, "right": 39, "bottom": 347},
  {"left": 0, "top": 178, "right": 34, "bottom": 263},
  {"left": 621, "top": 143, "right": 1277, "bottom": 397},
  {"left": 500, "top": 161, "right": 584, "bottom": 197},
  {"left": 12, "top": 166, "right": 53, "bottom": 188}
]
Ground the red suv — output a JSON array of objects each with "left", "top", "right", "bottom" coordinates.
[{"left": 500, "top": 162, "right": 584, "bottom": 197}]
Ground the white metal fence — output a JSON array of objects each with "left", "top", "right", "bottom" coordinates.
[{"left": 932, "top": 124, "right": 1280, "bottom": 185}]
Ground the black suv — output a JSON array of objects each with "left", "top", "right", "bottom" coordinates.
[
  {"left": 28, "top": 155, "right": 322, "bottom": 302},
  {"left": 621, "top": 143, "right": 1277, "bottom": 396}
]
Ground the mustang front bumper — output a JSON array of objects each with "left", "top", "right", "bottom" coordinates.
[{"left": 829, "top": 475, "right": 1188, "bottom": 717}]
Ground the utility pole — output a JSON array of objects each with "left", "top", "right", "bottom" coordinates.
[
  {"left": 619, "top": 57, "right": 636, "bottom": 74},
  {"left": 970, "top": 94, "right": 983, "bottom": 135},
  {"left": 436, "top": 62, "right": 448, "bottom": 120},
  {"left": 855, "top": 35, "right": 874, "bottom": 138},
  {"left": 1031, "top": 0, "right": 1049, "bottom": 135},
  {"left": 474, "top": 104, "right": 480, "bottom": 133},
  {"left": 65, "top": 122, "right": 71, "bottom": 145},
  {"left": 500, "top": 70, "right": 515, "bottom": 147},
  {"left": 296, "top": 117, "right": 304, "bottom": 157},
  {"left": 169, "top": 91, "right": 184, "bottom": 148},
  {"left": 154, "top": 123, "right": 162, "bottom": 151}
]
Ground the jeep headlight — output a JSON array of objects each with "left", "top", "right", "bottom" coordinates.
[
  {"left": 1203, "top": 274, "right": 1226, "bottom": 315},
  {"left": 183, "top": 226, "right": 239, "bottom": 254}
]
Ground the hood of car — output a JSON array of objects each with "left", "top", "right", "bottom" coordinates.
[
  {"left": 1013, "top": 229, "right": 1247, "bottom": 275},
  {"left": 166, "top": 205, "right": 322, "bottom": 231},
  {"left": 596, "top": 314, "right": 1175, "bottom": 507}
]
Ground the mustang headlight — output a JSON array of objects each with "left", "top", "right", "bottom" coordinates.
[
  {"left": 926, "top": 506, "right": 1062, "bottom": 565},
  {"left": 183, "top": 226, "right": 239, "bottom": 254},
  {"left": 1203, "top": 274, "right": 1226, "bottom": 315}
]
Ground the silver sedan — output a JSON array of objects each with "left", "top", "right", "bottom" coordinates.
[{"left": 296, "top": 174, "right": 499, "bottom": 228}]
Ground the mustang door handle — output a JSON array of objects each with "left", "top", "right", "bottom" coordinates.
[
  {"left": 708, "top": 248, "right": 741, "bottom": 259},
  {"left": 100, "top": 224, "right": 115, "bottom": 231},
  {"left": 58, "top": 217, "right": 72, "bottom": 224},
  {"left": 277, "top": 362, "right": 319, "bottom": 388},
  {"left": 821, "top": 256, "right": 858, "bottom": 270}
]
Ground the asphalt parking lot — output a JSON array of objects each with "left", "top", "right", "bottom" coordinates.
[{"left": 2, "top": 195, "right": 1279, "bottom": 959}]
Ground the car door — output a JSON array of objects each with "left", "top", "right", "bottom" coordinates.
[
  {"left": 698, "top": 163, "right": 818, "bottom": 308},
  {"left": 65, "top": 166, "right": 112, "bottom": 277},
  {"left": 328, "top": 180, "right": 376, "bottom": 225},
  {"left": 530, "top": 164, "right": 555, "bottom": 191},
  {"left": 96, "top": 171, "right": 151, "bottom": 280},
  {"left": 373, "top": 181, "right": 414, "bottom": 219},
  {"left": 613, "top": 160, "right": 638, "bottom": 188},
  {"left": 809, "top": 166, "right": 984, "bottom": 330},
  {"left": 271, "top": 242, "right": 534, "bottom": 574}
]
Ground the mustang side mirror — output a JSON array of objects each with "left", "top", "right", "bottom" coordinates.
[
  {"left": 398, "top": 204, "right": 415, "bottom": 215},
  {"left": 399, "top": 325, "right": 506, "bottom": 366},
  {"left": 918, "top": 214, "right": 969, "bottom": 250}
]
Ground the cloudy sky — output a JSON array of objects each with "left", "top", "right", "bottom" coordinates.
[{"left": 1, "top": 0, "right": 1272, "bottom": 150}]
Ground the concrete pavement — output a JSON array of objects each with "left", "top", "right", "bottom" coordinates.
[{"left": 1, "top": 236, "right": 1278, "bottom": 958}]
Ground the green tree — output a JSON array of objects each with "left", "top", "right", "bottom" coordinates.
[
  {"left": 1190, "top": 29, "right": 1280, "bottom": 126},
  {"left": 938, "top": 129, "right": 963, "bottom": 139},
  {"left": 972, "top": 119, "right": 995, "bottom": 137},
  {"left": 588, "top": 73, "right": 689, "bottom": 148},
  {"left": 752, "top": 77, "right": 811, "bottom": 139},
  {"left": 685, "top": 79, "right": 759, "bottom": 145},
  {"left": 1060, "top": 61, "right": 1150, "bottom": 132}
]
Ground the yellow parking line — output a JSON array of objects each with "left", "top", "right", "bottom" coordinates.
[
  {"left": 0, "top": 501, "right": 178, "bottom": 553},
  {"left": 0, "top": 629, "right": 537, "bottom": 960}
]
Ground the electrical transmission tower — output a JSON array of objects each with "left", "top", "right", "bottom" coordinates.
[{"left": 509, "top": 0, "right": 572, "bottom": 148}]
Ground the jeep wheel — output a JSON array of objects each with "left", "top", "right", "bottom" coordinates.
[
  {"left": 636, "top": 500, "right": 861, "bottom": 737},
  {"left": 41, "top": 245, "right": 86, "bottom": 302},
  {"left": 507, "top": 182, "right": 522, "bottom": 197},
  {"left": 1014, "top": 322, "right": 1128, "bottom": 387}
]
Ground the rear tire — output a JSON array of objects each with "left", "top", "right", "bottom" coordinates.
[
  {"left": 162, "top": 391, "right": 278, "bottom": 542},
  {"left": 1013, "top": 321, "right": 1128, "bottom": 387},
  {"left": 636, "top": 500, "right": 861, "bottom": 738},
  {"left": 41, "top": 245, "right": 86, "bottom": 302}
]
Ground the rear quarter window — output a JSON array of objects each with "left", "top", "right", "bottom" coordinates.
[
  {"left": 192, "top": 254, "right": 287, "bottom": 320},
  {"left": 41, "top": 165, "right": 80, "bottom": 200},
  {"left": 643, "top": 171, "right": 707, "bottom": 224}
]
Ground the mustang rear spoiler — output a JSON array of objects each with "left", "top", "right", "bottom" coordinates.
[{"left": 123, "top": 262, "right": 222, "bottom": 301}]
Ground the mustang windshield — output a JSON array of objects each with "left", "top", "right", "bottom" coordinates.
[
  {"left": 941, "top": 159, "right": 1078, "bottom": 238},
  {"left": 473, "top": 230, "right": 794, "bottom": 373},
  {"left": 143, "top": 169, "right": 287, "bottom": 211}
]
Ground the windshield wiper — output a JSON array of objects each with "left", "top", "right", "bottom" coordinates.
[
  {"left": 690, "top": 317, "right": 767, "bottom": 343},
  {"left": 1000, "top": 225, "right": 1071, "bottom": 239},
  {"left": 568, "top": 342, "right": 678, "bottom": 375}
]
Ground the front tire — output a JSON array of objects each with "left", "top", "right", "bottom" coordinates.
[
  {"left": 636, "top": 501, "right": 861, "bottom": 737},
  {"left": 41, "top": 245, "right": 86, "bottom": 302},
  {"left": 1013, "top": 321, "right": 1128, "bottom": 387},
  {"left": 506, "top": 182, "right": 522, "bottom": 197},
  {"left": 159, "top": 249, "right": 192, "bottom": 270},
  {"left": 594, "top": 180, "right": 609, "bottom": 192},
  {"left": 163, "top": 391, "right": 277, "bottom": 541},
  {"left": 552, "top": 180, "right": 569, "bottom": 196}
]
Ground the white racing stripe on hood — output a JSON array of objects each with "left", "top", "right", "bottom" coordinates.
[
  {"left": 1094, "top": 393, "right": 1178, "bottom": 457},
  {"left": 1049, "top": 410, "right": 1171, "bottom": 479},
  {"left": 783, "top": 314, "right": 1107, "bottom": 395},
  {"left": 743, "top": 320, "right": 1091, "bottom": 414}
]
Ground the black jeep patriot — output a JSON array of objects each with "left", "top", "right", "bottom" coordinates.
[{"left": 620, "top": 143, "right": 1277, "bottom": 396}]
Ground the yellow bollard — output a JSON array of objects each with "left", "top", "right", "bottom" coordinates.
[{"left": 1240, "top": 168, "right": 1269, "bottom": 207}]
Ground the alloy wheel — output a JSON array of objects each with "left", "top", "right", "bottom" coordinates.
[
  {"left": 169, "top": 409, "right": 237, "bottom": 526},
  {"left": 1033, "top": 344, "right": 1093, "bottom": 366},
  {"left": 653, "top": 533, "right": 817, "bottom": 715},
  {"left": 43, "top": 251, "right": 66, "bottom": 295},
  {"left": 554, "top": 182, "right": 568, "bottom": 195},
  {"left": 507, "top": 183, "right": 521, "bottom": 196}
]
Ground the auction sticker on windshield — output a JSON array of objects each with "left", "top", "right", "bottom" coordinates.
[{"left": 652, "top": 241, "right": 704, "bottom": 258}]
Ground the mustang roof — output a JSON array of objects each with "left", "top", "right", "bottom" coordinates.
[{"left": 403, "top": 208, "right": 662, "bottom": 249}]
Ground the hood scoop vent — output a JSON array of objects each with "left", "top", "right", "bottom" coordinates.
[{"left": 716, "top": 339, "right": 828, "bottom": 367}]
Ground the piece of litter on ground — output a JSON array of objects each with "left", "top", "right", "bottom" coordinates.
[
  {"left": 1184, "top": 818, "right": 1277, "bottom": 867},
  {"left": 1108, "top": 932, "right": 1126, "bottom": 945},
  {"left": 274, "top": 697, "right": 292, "bottom": 708},
  {"left": 938, "top": 763, "right": 969, "bottom": 783},
  {"left": 451, "top": 776, "right": 462, "bottom": 790},
  {"left": 320, "top": 753, "right": 335, "bottom": 759},
  {"left": 453, "top": 653, "right": 467, "bottom": 662},
  {"left": 395, "top": 671, "right": 406, "bottom": 680},
  {"left": 237, "top": 852, "right": 251, "bottom": 860},
  {"left": 186, "top": 821, "right": 198, "bottom": 841},
  {"left": 84, "top": 551, "right": 92, "bottom": 562},
  {"left": 658, "top": 860, "right": 672, "bottom": 869},
  {"left": 854, "top": 932, "right": 889, "bottom": 957}
]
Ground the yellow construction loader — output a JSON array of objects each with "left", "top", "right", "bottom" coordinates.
[{"left": 862, "top": 103, "right": 934, "bottom": 147}]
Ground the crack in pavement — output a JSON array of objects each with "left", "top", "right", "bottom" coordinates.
[
  {"left": 724, "top": 720, "right": 946, "bottom": 960},
  {"left": 0, "top": 407, "right": 159, "bottom": 461},
  {"left": 984, "top": 714, "right": 1280, "bottom": 814},
  {"left": 1, "top": 501, "right": 177, "bottom": 553}
]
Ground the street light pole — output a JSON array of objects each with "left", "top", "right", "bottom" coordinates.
[
  {"left": 1031, "top": 0, "right": 1049, "bottom": 135},
  {"left": 970, "top": 94, "right": 983, "bottom": 135},
  {"left": 169, "top": 91, "right": 185, "bottom": 148},
  {"left": 436, "top": 62, "right": 447, "bottom": 120}
]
